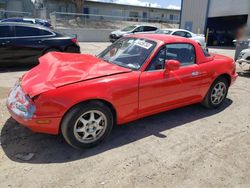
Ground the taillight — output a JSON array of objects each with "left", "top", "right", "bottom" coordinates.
[{"left": 71, "top": 38, "right": 79, "bottom": 45}]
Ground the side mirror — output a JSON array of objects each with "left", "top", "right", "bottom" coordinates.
[{"left": 165, "top": 60, "right": 181, "bottom": 72}]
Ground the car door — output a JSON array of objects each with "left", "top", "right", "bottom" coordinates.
[
  {"left": 0, "top": 25, "right": 16, "bottom": 66},
  {"left": 13, "top": 25, "right": 52, "bottom": 64},
  {"left": 139, "top": 43, "right": 203, "bottom": 115}
]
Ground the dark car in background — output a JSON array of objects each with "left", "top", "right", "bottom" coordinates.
[
  {"left": 0, "top": 17, "right": 52, "bottom": 28},
  {"left": 0, "top": 22, "right": 80, "bottom": 67}
]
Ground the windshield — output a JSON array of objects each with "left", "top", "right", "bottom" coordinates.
[
  {"left": 157, "top": 30, "right": 172, "bottom": 35},
  {"left": 202, "top": 48, "right": 211, "bottom": 57},
  {"left": 121, "top": 25, "right": 137, "bottom": 32},
  {"left": 98, "top": 38, "right": 156, "bottom": 70}
]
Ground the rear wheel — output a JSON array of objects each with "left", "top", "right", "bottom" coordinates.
[
  {"left": 202, "top": 77, "right": 229, "bottom": 108},
  {"left": 43, "top": 48, "right": 60, "bottom": 55},
  {"left": 61, "top": 101, "right": 114, "bottom": 149},
  {"left": 66, "top": 46, "right": 79, "bottom": 53}
]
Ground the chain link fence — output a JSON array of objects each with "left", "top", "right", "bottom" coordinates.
[
  {"left": 0, "top": 10, "right": 32, "bottom": 19},
  {"left": 50, "top": 12, "right": 179, "bottom": 30}
]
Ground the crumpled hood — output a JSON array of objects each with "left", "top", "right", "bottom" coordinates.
[
  {"left": 111, "top": 30, "right": 129, "bottom": 36},
  {"left": 21, "top": 52, "right": 131, "bottom": 97}
]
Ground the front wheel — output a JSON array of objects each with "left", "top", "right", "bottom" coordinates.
[
  {"left": 61, "top": 101, "right": 114, "bottom": 149},
  {"left": 202, "top": 77, "right": 229, "bottom": 108}
]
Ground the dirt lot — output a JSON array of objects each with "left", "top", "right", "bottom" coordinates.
[{"left": 0, "top": 43, "right": 250, "bottom": 188}]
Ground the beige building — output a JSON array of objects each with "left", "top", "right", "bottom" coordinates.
[
  {"left": 0, "top": 0, "right": 34, "bottom": 12},
  {"left": 37, "top": 0, "right": 180, "bottom": 23}
]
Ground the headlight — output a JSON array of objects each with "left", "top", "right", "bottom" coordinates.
[{"left": 7, "top": 82, "right": 36, "bottom": 119}]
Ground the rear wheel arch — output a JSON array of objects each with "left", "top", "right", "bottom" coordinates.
[
  {"left": 206, "top": 73, "right": 231, "bottom": 94},
  {"left": 43, "top": 47, "right": 61, "bottom": 55},
  {"left": 65, "top": 45, "right": 79, "bottom": 53},
  {"left": 216, "top": 73, "right": 231, "bottom": 86},
  {"left": 202, "top": 75, "right": 230, "bottom": 108}
]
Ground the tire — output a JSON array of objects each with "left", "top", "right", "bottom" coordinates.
[
  {"left": 43, "top": 48, "right": 60, "bottom": 55},
  {"left": 202, "top": 77, "right": 229, "bottom": 109},
  {"left": 61, "top": 101, "right": 114, "bottom": 149},
  {"left": 66, "top": 46, "right": 79, "bottom": 53}
]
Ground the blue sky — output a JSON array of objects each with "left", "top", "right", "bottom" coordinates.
[{"left": 140, "top": 0, "right": 181, "bottom": 8}]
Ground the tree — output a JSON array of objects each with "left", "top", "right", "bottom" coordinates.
[
  {"left": 71, "top": 0, "right": 84, "bottom": 13},
  {"left": 61, "top": 0, "right": 84, "bottom": 13}
]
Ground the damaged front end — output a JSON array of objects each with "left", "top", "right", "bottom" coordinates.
[
  {"left": 6, "top": 81, "right": 36, "bottom": 120},
  {"left": 237, "top": 49, "right": 250, "bottom": 65}
]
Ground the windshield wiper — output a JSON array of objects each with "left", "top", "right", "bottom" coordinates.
[{"left": 101, "top": 57, "right": 112, "bottom": 64}]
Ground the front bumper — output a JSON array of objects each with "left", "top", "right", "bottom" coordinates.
[
  {"left": 236, "top": 59, "right": 250, "bottom": 64},
  {"left": 231, "top": 73, "right": 238, "bottom": 85},
  {"left": 7, "top": 108, "right": 61, "bottom": 134},
  {"left": 6, "top": 83, "right": 60, "bottom": 134}
]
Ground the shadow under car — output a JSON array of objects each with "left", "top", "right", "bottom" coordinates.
[{"left": 1, "top": 99, "right": 233, "bottom": 164}]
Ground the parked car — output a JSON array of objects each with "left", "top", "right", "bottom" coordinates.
[
  {"left": 0, "top": 17, "right": 52, "bottom": 28},
  {"left": 109, "top": 25, "right": 159, "bottom": 42},
  {"left": 7, "top": 34, "right": 237, "bottom": 148},
  {"left": 0, "top": 22, "right": 80, "bottom": 67},
  {"left": 157, "top": 29, "right": 207, "bottom": 49},
  {"left": 237, "top": 48, "right": 250, "bottom": 65},
  {"left": 234, "top": 39, "right": 250, "bottom": 66}
]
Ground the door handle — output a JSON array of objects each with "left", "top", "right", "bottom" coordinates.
[{"left": 191, "top": 71, "right": 200, "bottom": 77}]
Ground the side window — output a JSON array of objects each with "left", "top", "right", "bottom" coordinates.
[
  {"left": 0, "top": 26, "right": 14, "bottom": 38},
  {"left": 173, "top": 31, "right": 186, "bottom": 37},
  {"left": 15, "top": 26, "right": 40, "bottom": 37},
  {"left": 185, "top": 32, "right": 192, "bottom": 38},
  {"left": 39, "top": 29, "right": 53, "bottom": 36},
  {"left": 166, "top": 43, "right": 196, "bottom": 66},
  {"left": 144, "top": 26, "right": 157, "bottom": 32},
  {"left": 15, "top": 26, "right": 51, "bottom": 37},
  {"left": 146, "top": 48, "right": 166, "bottom": 71},
  {"left": 134, "top": 26, "right": 143, "bottom": 33}
]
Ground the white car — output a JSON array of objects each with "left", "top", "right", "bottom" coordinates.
[
  {"left": 237, "top": 48, "right": 250, "bottom": 64},
  {"left": 109, "top": 25, "right": 159, "bottom": 42},
  {"left": 157, "top": 29, "right": 206, "bottom": 49}
]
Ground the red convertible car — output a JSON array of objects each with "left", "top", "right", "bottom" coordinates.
[{"left": 7, "top": 34, "right": 237, "bottom": 148}]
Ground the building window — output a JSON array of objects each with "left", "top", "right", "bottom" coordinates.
[
  {"left": 92, "top": 8, "right": 99, "bottom": 14},
  {"left": 111, "top": 10, "right": 122, "bottom": 16},
  {"left": 129, "top": 11, "right": 139, "bottom": 18},
  {"left": 170, "top": 14, "right": 178, "bottom": 20}
]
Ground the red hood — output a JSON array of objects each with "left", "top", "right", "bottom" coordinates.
[{"left": 21, "top": 52, "right": 131, "bottom": 97}]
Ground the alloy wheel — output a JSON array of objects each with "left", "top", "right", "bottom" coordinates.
[
  {"left": 73, "top": 110, "right": 107, "bottom": 143},
  {"left": 211, "top": 82, "right": 227, "bottom": 105}
]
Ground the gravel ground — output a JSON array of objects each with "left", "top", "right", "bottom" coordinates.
[{"left": 0, "top": 43, "right": 250, "bottom": 188}]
